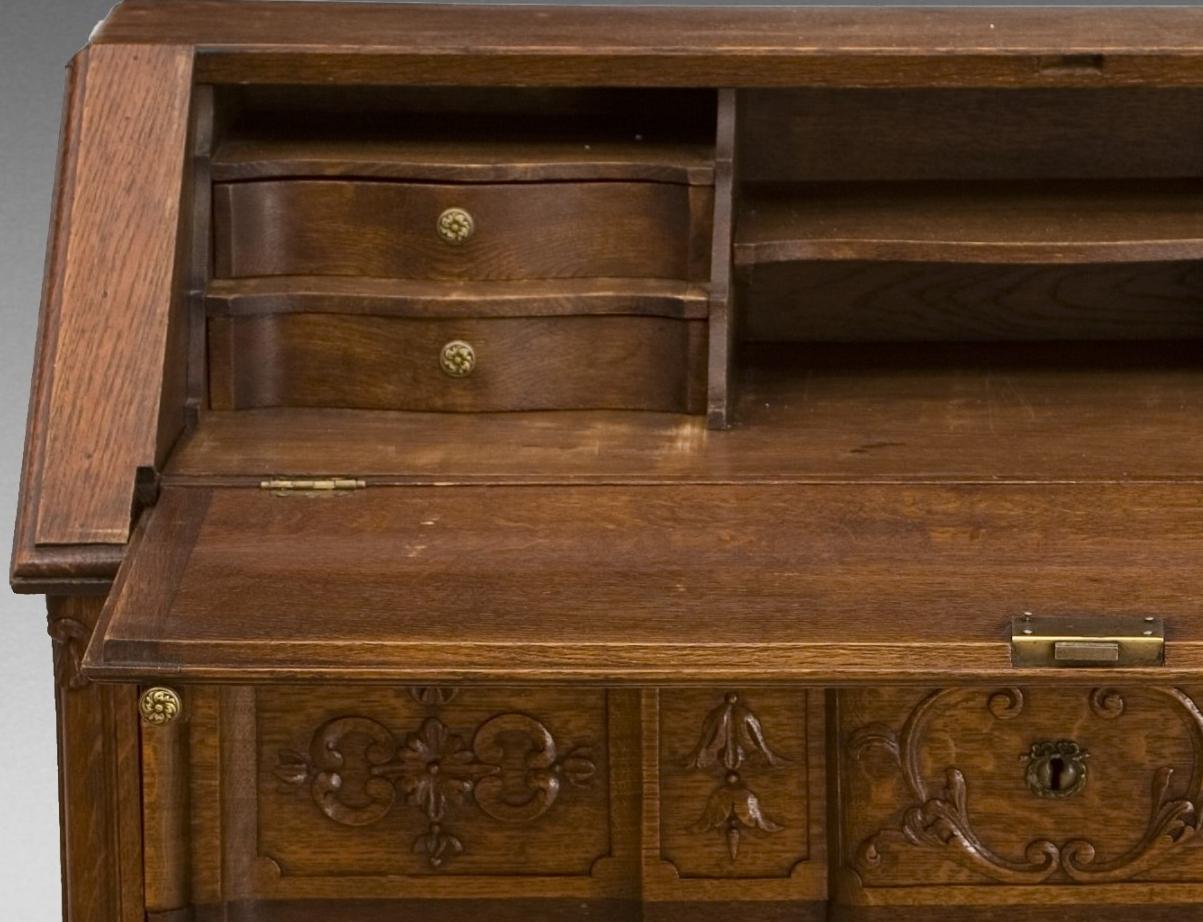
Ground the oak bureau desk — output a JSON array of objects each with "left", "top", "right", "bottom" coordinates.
[{"left": 14, "top": 2, "right": 1203, "bottom": 920}]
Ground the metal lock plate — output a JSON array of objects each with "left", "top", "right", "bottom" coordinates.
[{"left": 1010, "top": 614, "right": 1164, "bottom": 668}]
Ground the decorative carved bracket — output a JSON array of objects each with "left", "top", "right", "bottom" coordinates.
[{"left": 47, "top": 613, "right": 91, "bottom": 691}]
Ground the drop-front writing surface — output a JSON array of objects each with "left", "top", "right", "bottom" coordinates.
[{"left": 15, "top": 4, "right": 1203, "bottom": 920}]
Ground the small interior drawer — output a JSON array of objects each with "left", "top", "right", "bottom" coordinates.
[
  {"left": 207, "top": 311, "right": 708, "bottom": 413},
  {"left": 213, "top": 180, "right": 711, "bottom": 282}
]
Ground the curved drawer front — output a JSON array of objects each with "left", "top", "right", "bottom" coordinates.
[
  {"left": 208, "top": 313, "right": 708, "bottom": 413},
  {"left": 838, "top": 686, "right": 1203, "bottom": 893},
  {"left": 214, "top": 180, "right": 708, "bottom": 281}
]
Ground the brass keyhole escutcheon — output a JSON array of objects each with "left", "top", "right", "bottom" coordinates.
[
  {"left": 437, "top": 207, "right": 475, "bottom": 244},
  {"left": 440, "top": 340, "right": 476, "bottom": 378},
  {"left": 1023, "top": 740, "right": 1088, "bottom": 798}
]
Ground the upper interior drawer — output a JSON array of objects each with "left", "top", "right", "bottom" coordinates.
[{"left": 213, "top": 180, "right": 712, "bottom": 281}]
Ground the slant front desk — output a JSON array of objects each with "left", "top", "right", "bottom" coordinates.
[{"left": 14, "top": 3, "right": 1203, "bottom": 920}]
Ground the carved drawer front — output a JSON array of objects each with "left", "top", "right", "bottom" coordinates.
[
  {"left": 181, "top": 686, "right": 640, "bottom": 907},
  {"left": 213, "top": 180, "right": 710, "bottom": 281},
  {"left": 837, "top": 686, "right": 1203, "bottom": 901},
  {"left": 208, "top": 312, "right": 708, "bottom": 413},
  {"left": 643, "top": 689, "right": 828, "bottom": 914}
]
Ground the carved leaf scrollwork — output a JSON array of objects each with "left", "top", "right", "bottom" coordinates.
[
  {"left": 850, "top": 686, "right": 1203, "bottom": 885},
  {"left": 274, "top": 711, "right": 596, "bottom": 869}
]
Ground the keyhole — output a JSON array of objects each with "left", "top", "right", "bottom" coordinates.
[{"left": 1047, "top": 756, "right": 1066, "bottom": 792}]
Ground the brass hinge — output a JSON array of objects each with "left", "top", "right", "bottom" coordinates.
[
  {"left": 260, "top": 478, "right": 367, "bottom": 493},
  {"left": 1011, "top": 614, "right": 1164, "bottom": 668}
]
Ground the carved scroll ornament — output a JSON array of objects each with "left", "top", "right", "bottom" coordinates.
[
  {"left": 275, "top": 712, "right": 595, "bottom": 868},
  {"left": 849, "top": 687, "right": 1203, "bottom": 885}
]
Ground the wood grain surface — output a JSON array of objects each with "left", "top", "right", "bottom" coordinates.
[
  {"left": 208, "top": 313, "right": 707, "bottom": 414},
  {"left": 168, "top": 342, "right": 1203, "bottom": 485},
  {"left": 206, "top": 277, "right": 710, "bottom": 320},
  {"left": 739, "top": 261, "right": 1203, "bottom": 342},
  {"left": 33, "top": 44, "right": 194, "bottom": 547},
  {"left": 214, "top": 180, "right": 708, "bottom": 282},
  {"left": 83, "top": 480, "right": 1203, "bottom": 683},
  {"left": 739, "top": 88, "right": 1203, "bottom": 184},
  {"left": 735, "top": 181, "right": 1203, "bottom": 266},
  {"left": 88, "top": 3, "right": 1203, "bottom": 87}
]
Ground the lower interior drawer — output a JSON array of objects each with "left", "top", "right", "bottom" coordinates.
[
  {"left": 139, "top": 684, "right": 1203, "bottom": 920},
  {"left": 208, "top": 313, "right": 708, "bottom": 413}
]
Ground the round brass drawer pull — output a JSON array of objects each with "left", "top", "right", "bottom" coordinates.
[
  {"left": 1023, "top": 739, "right": 1088, "bottom": 799},
  {"left": 440, "top": 340, "right": 476, "bottom": 378},
  {"left": 437, "top": 207, "right": 475, "bottom": 244},
  {"left": 139, "top": 686, "right": 183, "bottom": 726}
]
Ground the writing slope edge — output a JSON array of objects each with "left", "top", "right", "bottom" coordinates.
[{"left": 83, "top": 483, "right": 1203, "bottom": 684}]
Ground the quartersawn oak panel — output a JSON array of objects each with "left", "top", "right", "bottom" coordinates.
[
  {"left": 208, "top": 313, "right": 707, "bottom": 414},
  {"left": 213, "top": 180, "right": 709, "bottom": 281},
  {"left": 25, "top": 43, "right": 194, "bottom": 550},
  {"left": 84, "top": 481, "right": 1203, "bottom": 683},
  {"left": 181, "top": 686, "right": 642, "bottom": 905}
]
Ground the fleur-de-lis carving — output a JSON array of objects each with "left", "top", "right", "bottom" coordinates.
[
  {"left": 693, "top": 770, "right": 784, "bottom": 860},
  {"left": 686, "top": 692, "right": 784, "bottom": 771}
]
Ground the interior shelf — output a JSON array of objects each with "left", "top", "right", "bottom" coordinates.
[
  {"left": 168, "top": 342, "right": 1203, "bottom": 485},
  {"left": 734, "top": 180, "right": 1203, "bottom": 265}
]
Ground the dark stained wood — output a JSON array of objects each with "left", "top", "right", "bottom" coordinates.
[
  {"left": 169, "top": 342, "right": 1203, "bottom": 485},
  {"left": 212, "top": 137, "right": 715, "bottom": 185},
  {"left": 89, "top": 3, "right": 1203, "bottom": 88},
  {"left": 735, "top": 181, "right": 1203, "bottom": 266},
  {"left": 206, "top": 277, "right": 709, "bottom": 320},
  {"left": 48, "top": 597, "right": 145, "bottom": 922},
  {"left": 739, "top": 261, "right": 1203, "bottom": 343},
  {"left": 83, "top": 481, "right": 1203, "bottom": 684},
  {"left": 739, "top": 88, "right": 1203, "bottom": 184},
  {"left": 706, "top": 89, "right": 737, "bottom": 429},
  {"left": 208, "top": 313, "right": 708, "bottom": 414},
  {"left": 32, "top": 43, "right": 194, "bottom": 548},
  {"left": 214, "top": 180, "right": 708, "bottom": 282}
]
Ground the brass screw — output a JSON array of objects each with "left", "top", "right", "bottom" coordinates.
[
  {"left": 440, "top": 340, "right": 476, "bottom": 378},
  {"left": 437, "top": 207, "right": 475, "bottom": 245},
  {"left": 139, "top": 686, "right": 182, "bottom": 726}
]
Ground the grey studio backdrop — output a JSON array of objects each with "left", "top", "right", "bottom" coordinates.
[{"left": 0, "top": 0, "right": 1189, "bottom": 918}]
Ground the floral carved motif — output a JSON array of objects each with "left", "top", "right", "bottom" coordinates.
[
  {"left": 849, "top": 687, "right": 1203, "bottom": 885},
  {"left": 685, "top": 692, "right": 787, "bottom": 861},
  {"left": 274, "top": 712, "right": 596, "bottom": 868}
]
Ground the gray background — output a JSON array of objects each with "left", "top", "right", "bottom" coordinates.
[
  {"left": 0, "top": 0, "right": 1190, "bottom": 919},
  {"left": 3, "top": 2, "right": 124, "bottom": 918}
]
